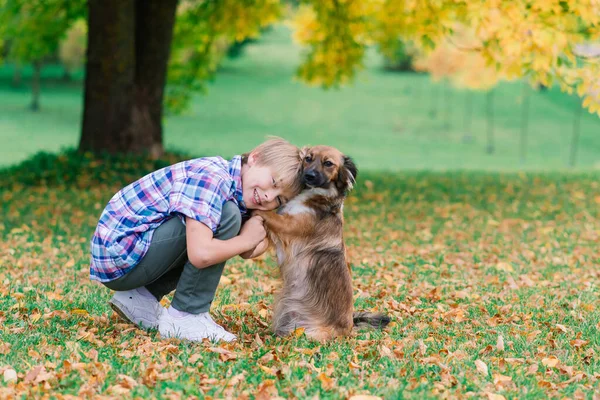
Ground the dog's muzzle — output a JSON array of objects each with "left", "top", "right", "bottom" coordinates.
[{"left": 303, "top": 169, "right": 324, "bottom": 187}]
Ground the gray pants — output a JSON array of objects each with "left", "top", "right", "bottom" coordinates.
[{"left": 103, "top": 201, "right": 242, "bottom": 314}]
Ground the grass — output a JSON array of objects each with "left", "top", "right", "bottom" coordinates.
[
  {"left": 2, "top": 22, "right": 600, "bottom": 398},
  {"left": 1, "top": 155, "right": 600, "bottom": 397},
  {"left": 1, "top": 25, "right": 600, "bottom": 170}
]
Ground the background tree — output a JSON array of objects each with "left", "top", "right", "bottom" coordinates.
[
  {"left": 0, "top": 0, "right": 85, "bottom": 110},
  {"left": 79, "top": 0, "right": 280, "bottom": 155},
  {"left": 292, "top": 0, "right": 600, "bottom": 114},
  {"left": 58, "top": 19, "right": 87, "bottom": 81}
]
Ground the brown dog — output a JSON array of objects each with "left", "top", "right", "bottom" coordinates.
[{"left": 254, "top": 145, "right": 389, "bottom": 341}]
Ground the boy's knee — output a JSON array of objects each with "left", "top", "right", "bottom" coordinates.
[{"left": 217, "top": 201, "right": 242, "bottom": 239}]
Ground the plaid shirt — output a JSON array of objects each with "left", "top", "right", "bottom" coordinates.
[{"left": 89, "top": 156, "right": 247, "bottom": 282}]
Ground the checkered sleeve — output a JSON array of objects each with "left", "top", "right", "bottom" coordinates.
[{"left": 169, "top": 173, "right": 229, "bottom": 233}]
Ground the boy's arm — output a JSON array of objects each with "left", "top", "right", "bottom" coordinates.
[{"left": 186, "top": 217, "right": 265, "bottom": 268}]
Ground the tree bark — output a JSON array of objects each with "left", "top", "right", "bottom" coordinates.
[
  {"left": 79, "top": 0, "right": 178, "bottom": 155},
  {"left": 520, "top": 83, "right": 530, "bottom": 163},
  {"left": 570, "top": 103, "right": 583, "bottom": 167},
  {"left": 80, "top": 0, "right": 136, "bottom": 153},
  {"left": 30, "top": 61, "right": 42, "bottom": 111},
  {"left": 12, "top": 63, "right": 22, "bottom": 87},
  {"left": 485, "top": 91, "right": 494, "bottom": 154},
  {"left": 132, "top": 0, "right": 178, "bottom": 157}
]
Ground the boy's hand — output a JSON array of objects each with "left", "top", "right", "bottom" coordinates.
[
  {"left": 239, "top": 238, "right": 270, "bottom": 259},
  {"left": 239, "top": 215, "right": 266, "bottom": 250}
]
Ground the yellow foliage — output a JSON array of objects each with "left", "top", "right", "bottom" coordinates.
[
  {"left": 59, "top": 19, "right": 87, "bottom": 73},
  {"left": 289, "top": 0, "right": 600, "bottom": 113}
]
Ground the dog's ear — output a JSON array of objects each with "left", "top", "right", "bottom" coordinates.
[
  {"left": 299, "top": 146, "right": 310, "bottom": 161},
  {"left": 336, "top": 155, "right": 358, "bottom": 195}
]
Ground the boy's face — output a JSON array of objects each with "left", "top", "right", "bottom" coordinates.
[{"left": 242, "top": 153, "right": 290, "bottom": 211}]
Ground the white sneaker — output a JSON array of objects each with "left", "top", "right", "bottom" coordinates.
[
  {"left": 109, "top": 288, "right": 162, "bottom": 329},
  {"left": 158, "top": 310, "right": 237, "bottom": 343}
]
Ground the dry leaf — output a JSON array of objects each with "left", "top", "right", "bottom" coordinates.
[
  {"left": 570, "top": 339, "right": 589, "bottom": 348},
  {"left": 292, "top": 327, "right": 305, "bottom": 338},
  {"left": 496, "top": 262, "right": 513, "bottom": 272},
  {"left": 496, "top": 335, "right": 505, "bottom": 351},
  {"left": 485, "top": 393, "right": 506, "bottom": 400},
  {"left": 542, "top": 356, "right": 559, "bottom": 368},
  {"left": 23, "top": 365, "right": 43, "bottom": 383},
  {"left": 317, "top": 372, "right": 335, "bottom": 390},
  {"left": 475, "top": 359, "right": 489, "bottom": 376},
  {"left": 3, "top": 368, "right": 17, "bottom": 383}
]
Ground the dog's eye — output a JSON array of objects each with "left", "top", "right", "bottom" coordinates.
[
  {"left": 324, "top": 161, "right": 334, "bottom": 167},
  {"left": 304, "top": 155, "right": 313, "bottom": 163}
]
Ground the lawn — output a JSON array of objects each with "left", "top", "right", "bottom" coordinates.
[
  {"left": 1, "top": 155, "right": 600, "bottom": 398},
  {"left": 2, "top": 23, "right": 600, "bottom": 399},
  {"left": 1, "top": 25, "right": 600, "bottom": 170}
]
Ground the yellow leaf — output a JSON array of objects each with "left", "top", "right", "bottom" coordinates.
[
  {"left": 542, "top": 356, "right": 559, "bottom": 368},
  {"left": 292, "top": 327, "right": 305, "bottom": 338},
  {"left": 495, "top": 262, "right": 513, "bottom": 272},
  {"left": 317, "top": 372, "right": 335, "bottom": 390}
]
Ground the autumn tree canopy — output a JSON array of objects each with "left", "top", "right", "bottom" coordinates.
[{"left": 1, "top": 0, "right": 599, "bottom": 154}]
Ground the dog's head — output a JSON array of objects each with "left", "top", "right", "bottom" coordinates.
[{"left": 300, "top": 145, "right": 358, "bottom": 195}]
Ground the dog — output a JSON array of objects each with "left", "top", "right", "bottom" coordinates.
[{"left": 254, "top": 145, "right": 390, "bottom": 341}]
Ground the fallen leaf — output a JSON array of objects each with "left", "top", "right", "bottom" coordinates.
[
  {"left": 570, "top": 339, "right": 589, "bottom": 349},
  {"left": 317, "top": 372, "right": 335, "bottom": 390},
  {"left": 497, "top": 335, "right": 505, "bottom": 351},
  {"left": 292, "top": 327, "right": 305, "bottom": 338},
  {"left": 3, "top": 368, "right": 17, "bottom": 383},
  {"left": 496, "top": 262, "right": 513, "bottom": 272},
  {"left": 23, "top": 365, "right": 43, "bottom": 383},
  {"left": 542, "top": 356, "right": 559, "bottom": 368},
  {"left": 475, "top": 359, "right": 489, "bottom": 376}
]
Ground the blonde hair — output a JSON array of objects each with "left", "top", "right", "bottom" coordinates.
[{"left": 243, "top": 137, "right": 303, "bottom": 200}]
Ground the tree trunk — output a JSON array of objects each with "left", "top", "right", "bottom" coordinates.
[
  {"left": 30, "top": 61, "right": 42, "bottom": 111},
  {"left": 80, "top": 0, "right": 136, "bottom": 153},
  {"left": 462, "top": 91, "right": 473, "bottom": 142},
  {"left": 12, "top": 63, "right": 22, "bottom": 87},
  {"left": 570, "top": 103, "right": 583, "bottom": 167},
  {"left": 520, "top": 83, "right": 530, "bottom": 163},
  {"left": 443, "top": 82, "right": 451, "bottom": 131},
  {"left": 79, "top": 0, "right": 178, "bottom": 155},
  {"left": 485, "top": 91, "right": 494, "bottom": 154},
  {"left": 132, "top": 0, "right": 178, "bottom": 157},
  {"left": 429, "top": 82, "right": 439, "bottom": 118}
]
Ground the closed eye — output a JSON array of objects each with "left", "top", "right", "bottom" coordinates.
[{"left": 276, "top": 196, "right": 283, "bottom": 207}]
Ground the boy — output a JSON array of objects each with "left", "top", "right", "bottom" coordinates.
[{"left": 89, "top": 138, "right": 303, "bottom": 342}]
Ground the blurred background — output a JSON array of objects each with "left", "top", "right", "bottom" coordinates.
[{"left": 1, "top": 0, "right": 599, "bottom": 171}]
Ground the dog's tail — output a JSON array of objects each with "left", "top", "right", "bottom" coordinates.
[{"left": 353, "top": 311, "right": 391, "bottom": 329}]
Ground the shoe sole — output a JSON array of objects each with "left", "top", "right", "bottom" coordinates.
[
  {"left": 158, "top": 323, "right": 237, "bottom": 343},
  {"left": 109, "top": 298, "right": 158, "bottom": 329}
]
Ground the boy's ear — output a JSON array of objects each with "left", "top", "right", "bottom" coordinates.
[{"left": 247, "top": 151, "right": 257, "bottom": 166}]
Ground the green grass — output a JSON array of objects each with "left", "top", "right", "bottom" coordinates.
[
  {"left": 2, "top": 22, "right": 600, "bottom": 398},
  {"left": 1, "top": 25, "right": 600, "bottom": 170},
  {"left": 1, "top": 156, "right": 599, "bottom": 397}
]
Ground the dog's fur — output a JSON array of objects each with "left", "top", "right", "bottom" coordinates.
[{"left": 254, "top": 145, "right": 390, "bottom": 341}]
